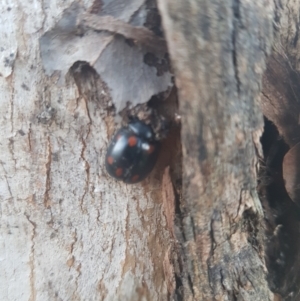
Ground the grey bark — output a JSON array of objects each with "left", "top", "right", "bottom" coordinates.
[{"left": 0, "top": 1, "right": 172, "bottom": 300}]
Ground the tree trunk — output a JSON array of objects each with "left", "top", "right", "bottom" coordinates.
[
  {"left": 1, "top": 0, "right": 300, "bottom": 300},
  {"left": 158, "top": 0, "right": 274, "bottom": 300}
]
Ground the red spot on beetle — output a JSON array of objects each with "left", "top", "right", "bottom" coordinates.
[
  {"left": 115, "top": 168, "right": 123, "bottom": 177},
  {"left": 107, "top": 156, "right": 114, "bottom": 165},
  {"left": 128, "top": 136, "right": 137, "bottom": 147},
  {"left": 131, "top": 175, "right": 140, "bottom": 182}
]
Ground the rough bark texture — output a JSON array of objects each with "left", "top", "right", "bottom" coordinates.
[
  {"left": 158, "top": 0, "right": 274, "bottom": 300},
  {"left": 0, "top": 1, "right": 175, "bottom": 300},
  {"left": 2, "top": 0, "right": 300, "bottom": 300}
]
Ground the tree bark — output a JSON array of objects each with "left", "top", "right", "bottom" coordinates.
[
  {"left": 158, "top": 0, "right": 274, "bottom": 300},
  {"left": 2, "top": 0, "right": 300, "bottom": 300},
  {"left": 0, "top": 1, "right": 173, "bottom": 300}
]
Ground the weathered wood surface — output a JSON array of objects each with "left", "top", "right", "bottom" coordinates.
[{"left": 158, "top": 0, "right": 274, "bottom": 300}]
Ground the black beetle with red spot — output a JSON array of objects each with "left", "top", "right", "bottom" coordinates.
[{"left": 105, "top": 120, "right": 161, "bottom": 183}]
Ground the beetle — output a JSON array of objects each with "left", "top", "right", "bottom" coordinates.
[{"left": 105, "top": 120, "right": 161, "bottom": 183}]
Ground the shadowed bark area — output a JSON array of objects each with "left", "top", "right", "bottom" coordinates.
[
  {"left": 158, "top": 0, "right": 274, "bottom": 300},
  {"left": 261, "top": 1, "right": 300, "bottom": 299}
]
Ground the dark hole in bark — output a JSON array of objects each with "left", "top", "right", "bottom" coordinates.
[
  {"left": 68, "top": 60, "right": 114, "bottom": 113},
  {"left": 174, "top": 274, "right": 184, "bottom": 301},
  {"left": 260, "top": 117, "right": 300, "bottom": 300},
  {"left": 69, "top": 61, "right": 98, "bottom": 81}
]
